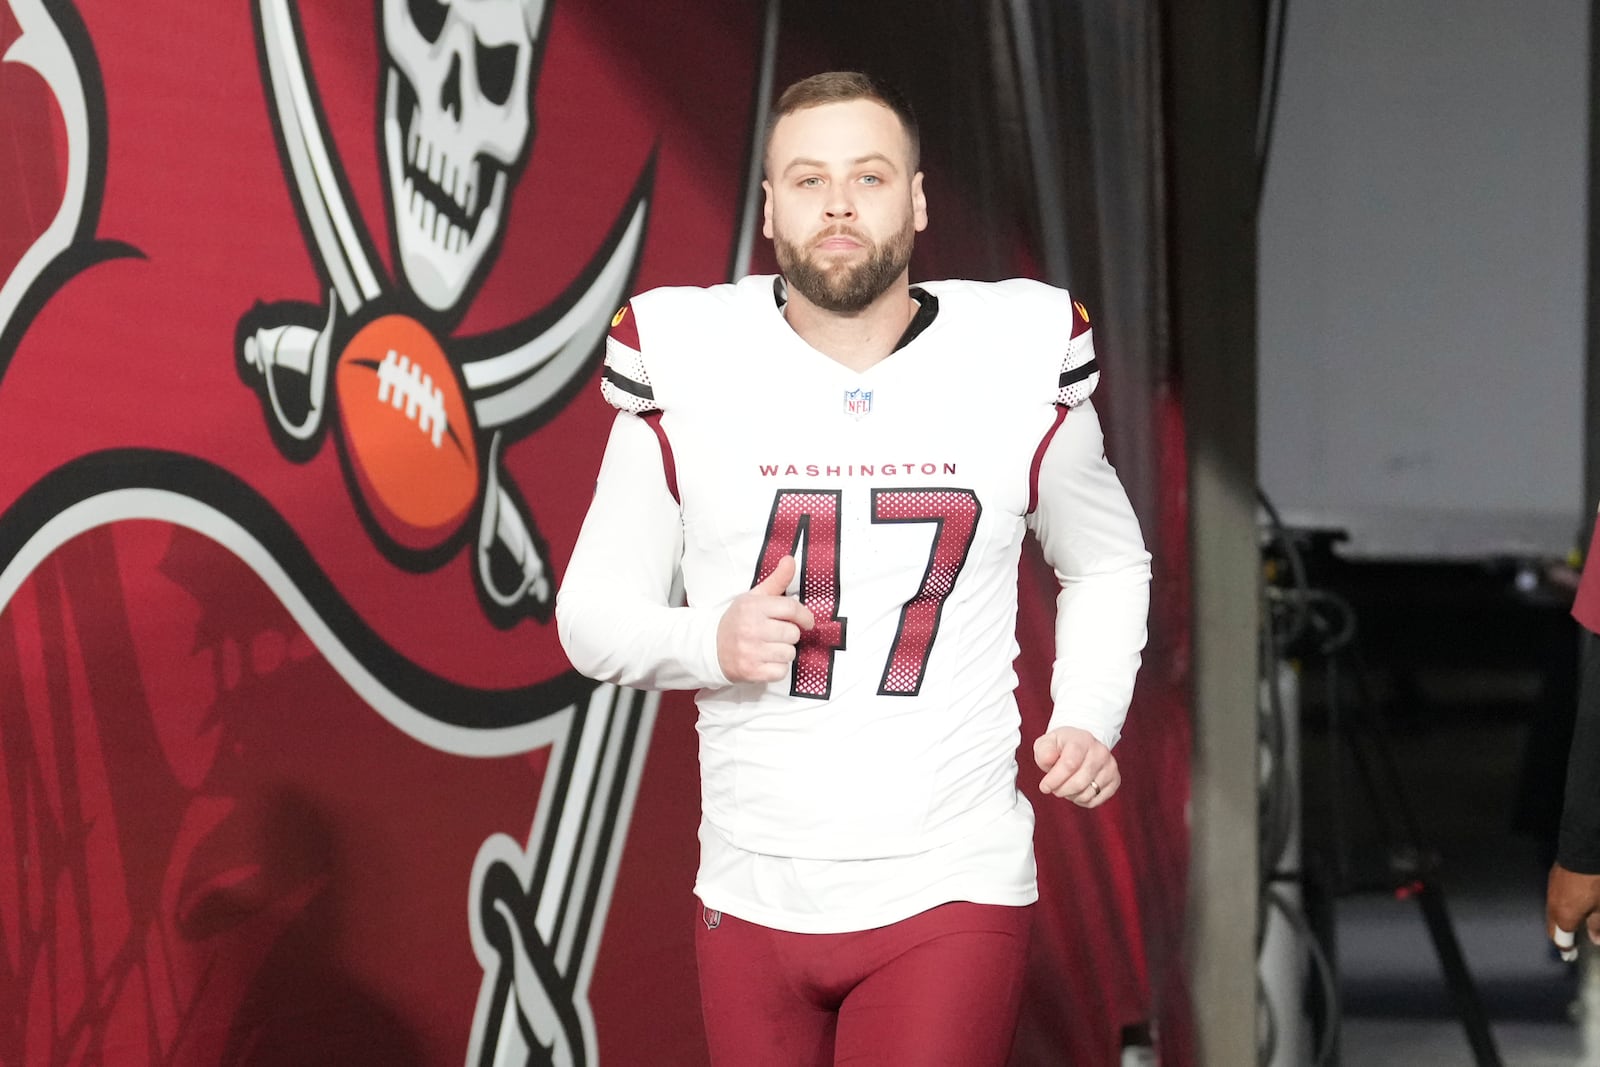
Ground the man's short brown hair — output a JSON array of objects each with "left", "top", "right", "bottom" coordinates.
[{"left": 763, "top": 71, "right": 921, "bottom": 176}]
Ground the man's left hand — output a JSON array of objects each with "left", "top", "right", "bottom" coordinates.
[
  {"left": 1033, "top": 726, "right": 1119, "bottom": 808},
  {"left": 1548, "top": 862, "right": 1600, "bottom": 961}
]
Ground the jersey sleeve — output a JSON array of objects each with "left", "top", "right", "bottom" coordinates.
[
  {"left": 1025, "top": 398, "right": 1151, "bottom": 748},
  {"left": 555, "top": 411, "right": 729, "bottom": 692},
  {"left": 599, "top": 301, "right": 659, "bottom": 415},
  {"left": 1055, "top": 298, "right": 1100, "bottom": 407}
]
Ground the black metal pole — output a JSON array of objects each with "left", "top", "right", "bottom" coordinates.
[{"left": 1414, "top": 885, "right": 1504, "bottom": 1067}]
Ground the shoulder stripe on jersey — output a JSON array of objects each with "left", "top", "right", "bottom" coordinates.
[
  {"left": 602, "top": 366, "right": 655, "bottom": 401},
  {"left": 640, "top": 411, "right": 679, "bottom": 504},
  {"left": 1028, "top": 404, "right": 1072, "bottom": 514},
  {"left": 601, "top": 308, "right": 655, "bottom": 413},
  {"left": 1059, "top": 358, "right": 1099, "bottom": 389}
]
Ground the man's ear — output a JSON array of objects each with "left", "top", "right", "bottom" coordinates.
[
  {"left": 911, "top": 171, "right": 928, "bottom": 232},
  {"left": 762, "top": 180, "right": 774, "bottom": 240}
]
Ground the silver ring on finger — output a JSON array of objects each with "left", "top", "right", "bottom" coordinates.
[{"left": 1089, "top": 780, "right": 1101, "bottom": 795}]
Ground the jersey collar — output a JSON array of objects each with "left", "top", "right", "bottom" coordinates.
[{"left": 771, "top": 276, "right": 941, "bottom": 353}]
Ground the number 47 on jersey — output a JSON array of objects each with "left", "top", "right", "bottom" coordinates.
[{"left": 753, "top": 487, "right": 981, "bottom": 701}]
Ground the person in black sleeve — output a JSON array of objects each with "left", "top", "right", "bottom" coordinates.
[{"left": 1549, "top": 516, "right": 1600, "bottom": 960}]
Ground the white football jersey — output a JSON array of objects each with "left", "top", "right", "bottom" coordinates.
[{"left": 561, "top": 274, "right": 1147, "bottom": 871}]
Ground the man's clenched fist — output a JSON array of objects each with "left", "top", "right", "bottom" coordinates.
[
  {"left": 1034, "top": 726, "right": 1120, "bottom": 808},
  {"left": 717, "top": 555, "right": 816, "bottom": 684}
]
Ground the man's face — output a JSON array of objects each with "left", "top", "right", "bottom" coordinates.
[{"left": 763, "top": 99, "right": 927, "bottom": 314}]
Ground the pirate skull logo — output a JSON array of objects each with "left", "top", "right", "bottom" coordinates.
[{"left": 382, "top": 0, "right": 544, "bottom": 311}]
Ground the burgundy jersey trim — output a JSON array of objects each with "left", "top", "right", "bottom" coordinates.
[
  {"left": 610, "top": 302, "right": 641, "bottom": 348},
  {"left": 1070, "top": 299, "right": 1092, "bottom": 338},
  {"left": 1028, "top": 405, "right": 1071, "bottom": 514},
  {"left": 640, "top": 411, "right": 680, "bottom": 504}
]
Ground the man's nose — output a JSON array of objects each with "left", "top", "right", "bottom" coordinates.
[{"left": 823, "top": 190, "right": 856, "bottom": 219}]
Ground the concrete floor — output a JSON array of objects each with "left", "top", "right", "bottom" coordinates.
[
  {"left": 1341, "top": 1019, "right": 1580, "bottom": 1067},
  {"left": 1338, "top": 886, "right": 1584, "bottom": 1065}
]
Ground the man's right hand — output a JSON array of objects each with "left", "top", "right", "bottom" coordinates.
[{"left": 717, "top": 555, "right": 815, "bottom": 684}]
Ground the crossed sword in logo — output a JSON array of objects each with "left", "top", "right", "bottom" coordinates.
[
  {"left": 248, "top": 3, "right": 656, "bottom": 1065},
  {"left": 466, "top": 684, "right": 659, "bottom": 1067}
]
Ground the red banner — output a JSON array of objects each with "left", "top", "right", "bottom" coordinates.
[{"left": 0, "top": 2, "right": 1191, "bottom": 1063}]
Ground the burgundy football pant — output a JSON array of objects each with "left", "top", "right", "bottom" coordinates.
[{"left": 695, "top": 901, "right": 1034, "bottom": 1066}]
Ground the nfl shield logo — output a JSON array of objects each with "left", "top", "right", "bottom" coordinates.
[{"left": 843, "top": 388, "right": 873, "bottom": 419}]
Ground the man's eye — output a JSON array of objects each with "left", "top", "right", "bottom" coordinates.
[
  {"left": 859, "top": 175, "right": 881, "bottom": 185},
  {"left": 800, "top": 177, "right": 822, "bottom": 187}
]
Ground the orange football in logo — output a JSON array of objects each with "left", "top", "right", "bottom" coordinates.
[{"left": 335, "top": 316, "right": 479, "bottom": 553}]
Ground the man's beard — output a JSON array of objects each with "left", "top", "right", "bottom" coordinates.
[{"left": 776, "top": 221, "right": 914, "bottom": 314}]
